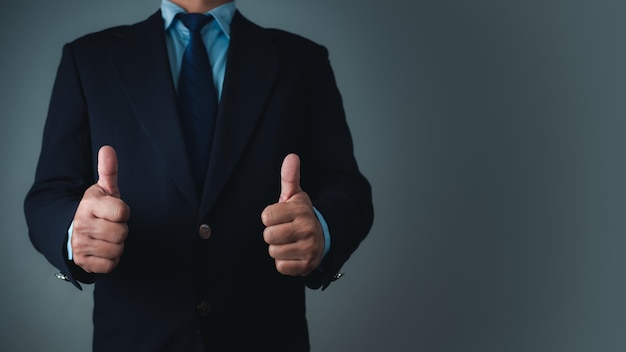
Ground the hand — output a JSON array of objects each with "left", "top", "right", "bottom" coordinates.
[
  {"left": 71, "top": 146, "right": 130, "bottom": 273},
  {"left": 261, "top": 154, "right": 324, "bottom": 276}
]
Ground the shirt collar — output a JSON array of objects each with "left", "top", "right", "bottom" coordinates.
[{"left": 161, "top": 0, "right": 236, "bottom": 39}]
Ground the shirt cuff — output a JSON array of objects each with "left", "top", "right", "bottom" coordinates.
[
  {"left": 312, "top": 207, "right": 331, "bottom": 258},
  {"left": 67, "top": 221, "right": 74, "bottom": 261}
]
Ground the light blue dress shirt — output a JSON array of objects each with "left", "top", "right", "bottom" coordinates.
[
  {"left": 68, "top": 0, "right": 330, "bottom": 262},
  {"left": 161, "top": 0, "right": 234, "bottom": 98}
]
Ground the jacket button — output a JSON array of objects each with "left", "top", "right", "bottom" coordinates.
[
  {"left": 197, "top": 300, "right": 213, "bottom": 317},
  {"left": 198, "top": 224, "right": 211, "bottom": 239}
]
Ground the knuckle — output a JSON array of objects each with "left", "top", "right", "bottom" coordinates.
[
  {"left": 116, "top": 224, "right": 128, "bottom": 243},
  {"left": 267, "top": 245, "right": 277, "bottom": 259},
  {"left": 113, "top": 243, "right": 125, "bottom": 259},
  {"left": 293, "top": 193, "right": 312, "bottom": 207},
  {"left": 261, "top": 208, "right": 272, "bottom": 225},
  {"left": 73, "top": 255, "right": 85, "bottom": 267},
  {"left": 71, "top": 232, "right": 87, "bottom": 249},
  {"left": 113, "top": 202, "right": 126, "bottom": 221},
  {"left": 101, "top": 263, "right": 112, "bottom": 273},
  {"left": 71, "top": 243, "right": 84, "bottom": 257},
  {"left": 74, "top": 202, "right": 93, "bottom": 222},
  {"left": 294, "top": 218, "right": 316, "bottom": 239},
  {"left": 119, "top": 203, "right": 131, "bottom": 221},
  {"left": 72, "top": 217, "right": 84, "bottom": 232},
  {"left": 302, "top": 221, "right": 316, "bottom": 237},
  {"left": 263, "top": 227, "right": 272, "bottom": 244},
  {"left": 303, "top": 241, "right": 316, "bottom": 256},
  {"left": 122, "top": 226, "right": 129, "bottom": 242},
  {"left": 293, "top": 204, "right": 312, "bottom": 220},
  {"left": 276, "top": 260, "right": 289, "bottom": 275},
  {"left": 302, "top": 245, "right": 319, "bottom": 265},
  {"left": 102, "top": 260, "right": 117, "bottom": 273}
]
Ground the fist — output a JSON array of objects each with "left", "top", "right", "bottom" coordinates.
[
  {"left": 261, "top": 154, "right": 324, "bottom": 276},
  {"left": 71, "top": 146, "right": 130, "bottom": 273}
]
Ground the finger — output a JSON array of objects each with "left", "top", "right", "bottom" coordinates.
[
  {"left": 261, "top": 193, "right": 313, "bottom": 226},
  {"left": 75, "top": 217, "right": 128, "bottom": 243},
  {"left": 263, "top": 222, "right": 301, "bottom": 245},
  {"left": 269, "top": 245, "right": 303, "bottom": 261},
  {"left": 74, "top": 255, "right": 120, "bottom": 274},
  {"left": 90, "top": 197, "right": 131, "bottom": 223},
  {"left": 279, "top": 153, "right": 302, "bottom": 202},
  {"left": 73, "top": 237, "right": 125, "bottom": 260},
  {"left": 275, "top": 259, "right": 316, "bottom": 277},
  {"left": 268, "top": 242, "right": 313, "bottom": 260},
  {"left": 268, "top": 235, "right": 321, "bottom": 259},
  {"left": 261, "top": 202, "right": 296, "bottom": 227},
  {"left": 97, "top": 145, "right": 120, "bottom": 198}
]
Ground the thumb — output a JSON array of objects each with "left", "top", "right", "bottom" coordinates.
[
  {"left": 279, "top": 153, "right": 302, "bottom": 202},
  {"left": 97, "top": 145, "right": 120, "bottom": 198}
]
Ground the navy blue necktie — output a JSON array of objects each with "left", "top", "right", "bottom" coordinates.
[{"left": 177, "top": 13, "right": 218, "bottom": 190}]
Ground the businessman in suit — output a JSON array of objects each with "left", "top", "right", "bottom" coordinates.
[{"left": 24, "top": 0, "right": 373, "bottom": 350}]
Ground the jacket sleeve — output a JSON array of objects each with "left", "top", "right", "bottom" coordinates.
[
  {"left": 302, "top": 45, "right": 374, "bottom": 290},
  {"left": 24, "top": 43, "right": 95, "bottom": 289}
]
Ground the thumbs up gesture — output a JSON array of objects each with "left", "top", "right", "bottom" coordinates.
[
  {"left": 261, "top": 154, "right": 324, "bottom": 276},
  {"left": 71, "top": 146, "right": 130, "bottom": 273}
]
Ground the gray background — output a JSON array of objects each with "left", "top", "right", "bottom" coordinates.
[{"left": 2, "top": 0, "right": 626, "bottom": 351}]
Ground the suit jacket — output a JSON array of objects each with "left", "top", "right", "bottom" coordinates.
[{"left": 24, "top": 10, "right": 373, "bottom": 352}]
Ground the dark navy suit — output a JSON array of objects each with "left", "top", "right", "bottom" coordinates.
[{"left": 25, "top": 10, "right": 373, "bottom": 351}]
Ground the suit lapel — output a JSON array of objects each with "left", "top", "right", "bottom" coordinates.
[
  {"left": 108, "top": 10, "right": 278, "bottom": 216},
  {"left": 111, "top": 11, "right": 198, "bottom": 206},
  {"left": 198, "top": 12, "right": 280, "bottom": 219}
]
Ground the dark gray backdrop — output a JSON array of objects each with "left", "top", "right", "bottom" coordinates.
[{"left": 2, "top": 0, "right": 626, "bottom": 351}]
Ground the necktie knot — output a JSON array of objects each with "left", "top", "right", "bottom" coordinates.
[{"left": 177, "top": 13, "right": 213, "bottom": 33}]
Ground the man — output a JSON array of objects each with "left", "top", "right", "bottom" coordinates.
[{"left": 24, "top": 0, "right": 373, "bottom": 350}]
